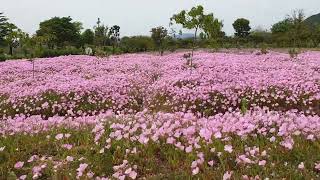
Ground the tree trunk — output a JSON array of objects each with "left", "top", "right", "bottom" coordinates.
[
  {"left": 190, "top": 27, "right": 198, "bottom": 71},
  {"left": 9, "top": 45, "right": 13, "bottom": 56},
  {"left": 191, "top": 27, "right": 198, "bottom": 57}
]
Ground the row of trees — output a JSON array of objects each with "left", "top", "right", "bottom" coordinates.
[{"left": 1, "top": 6, "right": 320, "bottom": 60}]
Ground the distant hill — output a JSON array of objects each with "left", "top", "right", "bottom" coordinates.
[
  {"left": 175, "top": 33, "right": 194, "bottom": 39},
  {"left": 305, "top": 13, "right": 320, "bottom": 27}
]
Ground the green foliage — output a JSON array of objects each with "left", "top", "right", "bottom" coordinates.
[
  {"left": 163, "top": 36, "right": 177, "bottom": 52},
  {"left": 33, "top": 46, "right": 82, "bottom": 58},
  {"left": 271, "top": 19, "right": 293, "bottom": 34},
  {"left": 3, "top": 23, "right": 24, "bottom": 55},
  {"left": 170, "top": 5, "right": 207, "bottom": 56},
  {"left": 2, "top": 8, "right": 320, "bottom": 60},
  {"left": 0, "top": 54, "right": 7, "bottom": 61},
  {"left": 249, "top": 28, "right": 273, "bottom": 46},
  {"left": 170, "top": 5, "right": 205, "bottom": 31},
  {"left": 150, "top": 26, "right": 168, "bottom": 55},
  {"left": 94, "top": 47, "right": 110, "bottom": 58},
  {"left": 271, "top": 10, "right": 312, "bottom": 47},
  {"left": 288, "top": 48, "right": 299, "bottom": 59},
  {"left": 233, "top": 18, "right": 251, "bottom": 38},
  {"left": 94, "top": 18, "right": 109, "bottom": 47},
  {"left": 81, "top": 29, "right": 95, "bottom": 46},
  {"left": 120, "top": 36, "right": 154, "bottom": 53},
  {"left": 202, "top": 14, "right": 224, "bottom": 39},
  {"left": 259, "top": 43, "right": 268, "bottom": 54},
  {"left": 36, "top": 16, "right": 81, "bottom": 48},
  {"left": 0, "top": 12, "right": 9, "bottom": 43},
  {"left": 109, "top": 25, "right": 121, "bottom": 54},
  {"left": 240, "top": 98, "right": 248, "bottom": 114}
]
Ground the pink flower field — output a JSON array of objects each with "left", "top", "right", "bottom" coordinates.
[{"left": 0, "top": 51, "right": 320, "bottom": 179}]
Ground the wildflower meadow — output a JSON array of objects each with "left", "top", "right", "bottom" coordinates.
[{"left": 0, "top": 51, "right": 320, "bottom": 179}]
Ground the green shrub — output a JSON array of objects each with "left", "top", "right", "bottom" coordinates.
[
  {"left": 288, "top": 48, "right": 299, "bottom": 59},
  {"left": 259, "top": 43, "right": 268, "bottom": 54},
  {"left": 0, "top": 54, "right": 7, "bottom": 62},
  {"left": 34, "top": 46, "right": 82, "bottom": 58}
]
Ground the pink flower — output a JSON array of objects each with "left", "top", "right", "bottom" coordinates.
[
  {"left": 87, "top": 171, "right": 94, "bottom": 178},
  {"left": 223, "top": 171, "right": 233, "bottom": 180},
  {"left": 62, "top": 144, "right": 73, "bottom": 150},
  {"left": 125, "top": 167, "right": 132, "bottom": 174},
  {"left": 0, "top": 146, "right": 5, "bottom": 152},
  {"left": 28, "top": 155, "right": 39, "bottom": 163},
  {"left": 269, "top": 136, "right": 276, "bottom": 142},
  {"left": 78, "top": 163, "right": 88, "bottom": 172},
  {"left": 14, "top": 161, "right": 24, "bottom": 169},
  {"left": 185, "top": 146, "right": 193, "bottom": 153},
  {"left": 66, "top": 156, "right": 74, "bottom": 162},
  {"left": 298, "top": 162, "right": 305, "bottom": 169},
  {"left": 280, "top": 137, "right": 294, "bottom": 150},
  {"left": 77, "top": 163, "right": 88, "bottom": 177},
  {"left": 55, "top": 133, "right": 63, "bottom": 140},
  {"left": 307, "top": 134, "right": 314, "bottom": 141},
  {"left": 19, "top": 175, "right": 27, "bottom": 180},
  {"left": 208, "top": 160, "right": 214, "bottom": 166},
  {"left": 315, "top": 162, "right": 320, "bottom": 171},
  {"left": 192, "top": 167, "right": 199, "bottom": 175},
  {"left": 214, "top": 132, "right": 222, "bottom": 139},
  {"left": 242, "top": 175, "right": 249, "bottom": 180},
  {"left": 129, "top": 171, "right": 137, "bottom": 179},
  {"left": 224, "top": 145, "right": 233, "bottom": 153},
  {"left": 258, "top": 160, "right": 266, "bottom": 166},
  {"left": 166, "top": 137, "right": 175, "bottom": 144}
]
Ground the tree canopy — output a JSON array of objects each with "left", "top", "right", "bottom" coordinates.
[
  {"left": 36, "top": 16, "right": 81, "bottom": 48},
  {"left": 0, "top": 12, "right": 9, "bottom": 44},
  {"left": 202, "top": 14, "right": 224, "bottom": 39},
  {"left": 151, "top": 26, "right": 168, "bottom": 55},
  {"left": 233, "top": 18, "right": 251, "bottom": 37},
  {"left": 81, "top": 29, "right": 95, "bottom": 46},
  {"left": 109, "top": 25, "right": 121, "bottom": 49},
  {"left": 170, "top": 5, "right": 222, "bottom": 56}
]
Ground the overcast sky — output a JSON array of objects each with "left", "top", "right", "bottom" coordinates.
[{"left": 2, "top": 0, "right": 320, "bottom": 36}]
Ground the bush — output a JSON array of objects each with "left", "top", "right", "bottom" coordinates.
[
  {"left": 36, "top": 46, "right": 83, "bottom": 58},
  {"left": 120, "top": 36, "right": 154, "bottom": 53},
  {"left": 0, "top": 54, "right": 7, "bottom": 62},
  {"left": 288, "top": 48, "right": 299, "bottom": 59},
  {"left": 259, "top": 43, "right": 268, "bottom": 55}
]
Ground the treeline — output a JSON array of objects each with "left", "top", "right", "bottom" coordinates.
[{"left": 0, "top": 6, "right": 320, "bottom": 61}]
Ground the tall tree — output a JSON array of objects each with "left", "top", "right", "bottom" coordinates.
[
  {"left": 0, "top": 12, "right": 9, "bottom": 45},
  {"left": 289, "top": 9, "right": 310, "bottom": 47},
  {"left": 271, "top": 10, "right": 311, "bottom": 47},
  {"left": 202, "top": 14, "right": 224, "bottom": 39},
  {"left": 94, "top": 18, "right": 109, "bottom": 47},
  {"left": 3, "top": 23, "right": 25, "bottom": 55},
  {"left": 150, "top": 26, "right": 168, "bottom": 56},
  {"left": 36, "top": 16, "right": 81, "bottom": 48},
  {"left": 109, "top": 25, "right": 120, "bottom": 53},
  {"left": 170, "top": 5, "right": 207, "bottom": 57},
  {"left": 233, "top": 18, "right": 251, "bottom": 38},
  {"left": 81, "top": 29, "right": 94, "bottom": 46},
  {"left": 271, "top": 18, "right": 293, "bottom": 34}
]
